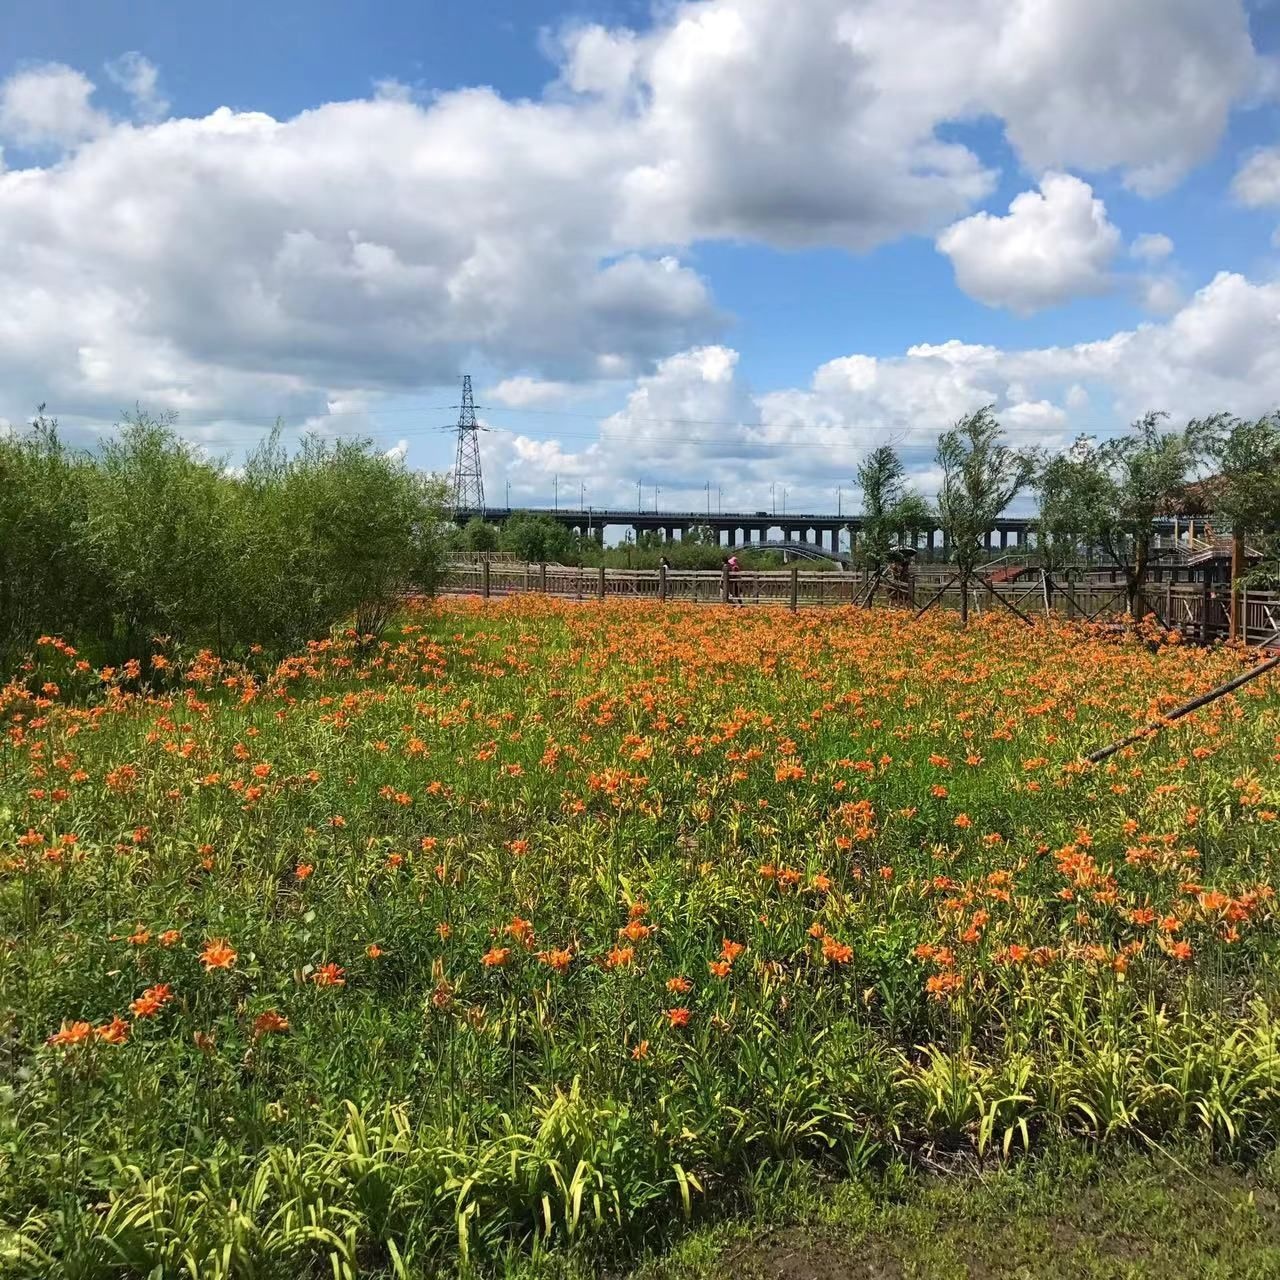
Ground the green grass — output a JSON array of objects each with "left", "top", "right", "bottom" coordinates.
[
  {"left": 4, "top": 599, "right": 1280, "bottom": 1277},
  {"left": 624, "top": 1147, "right": 1280, "bottom": 1280}
]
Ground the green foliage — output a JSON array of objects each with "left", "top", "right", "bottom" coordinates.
[
  {"left": 616, "top": 530, "right": 735, "bottom": 570},
  {"left": 1192, "top": 412, "right": 1280, "bottom": 589},
  {"left": 1033, "top": 438, "right": 1109, "bottom": 574},
  {"left": 80, "top": 413, "right": 236, "bottom": 653},
  {"left": 460, "top": 517, "right": 500, "bottom": 554},
  {"left": 229, "top": 427, "right": 449, "bottom": 649},
  {"left": 853, "top": 446, "right": 931, "bottom": 576},
  {"left": 1034, "top": 414, "right": 1198, "bottom": 611},
  {"left": 1192, "top": 411, "right": 1280, "bottom": 537},
  {"left": 0, "top": 414, "right": 448, "bottom": 667},
  {"left": 5, "top": 602, "right": 1280, "bottom": 1275},
  {"left": 0, "top": 413, "right": 107, "bottom": 663},
  {"left": 499, "top": 514, "right": 578, "bottom": 564},
  {"left": 635, "top": 1146, "right": 1280, "bottom": 1280},
  {"left": 936, "top": 408, "right": 1033, "bottom": 622}
]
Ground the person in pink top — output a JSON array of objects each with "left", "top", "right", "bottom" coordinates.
[{"left": 726, "top": 553, "right": 742, "bottom": 604}]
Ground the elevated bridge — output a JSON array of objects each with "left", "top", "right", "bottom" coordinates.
[{"left": 454, "top": 506, "right": 1038, "bottom": 561}]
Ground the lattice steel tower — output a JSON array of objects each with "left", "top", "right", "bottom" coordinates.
[{"left": 449, "top": 374, "right": 485, "bottom": 515}]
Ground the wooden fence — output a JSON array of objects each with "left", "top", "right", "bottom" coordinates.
[{"left": 442, "top": 562, "right": 1280, "bottom": 647}]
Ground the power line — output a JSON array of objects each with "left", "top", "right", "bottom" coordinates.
[
  {"left": 58, "top": 426, "right": 1089, "bottom": 459},
  {"left": 39, "top": 400, "right": 1104, "bottom": 442},
  {"left": 47, "top": 415, "right": 1109, "bottom": 455}
]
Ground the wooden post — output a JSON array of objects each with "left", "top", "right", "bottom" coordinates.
[
  {"left": 1200, "top": 566, "right": 1212, "bottom": 644},
  {"left": 789, "top": 565, "right": 799, "bottom": 613},
  {"left": 597, "top": 565, "right": 606, "bottom": 599},
  {"left": 482, "top": 559, "right": 491, "bottom": 600},
  {"left": 1230, "top": 530, "right": 1245, "bottom": 641},
  {"left": 720, "top": 563, "right": 730, "bottom": 604},
  {"left": 539, "top": 562, "right": 548, "bottom": 594},
  {"left": 659, "top": 564, "right": 668, "bottom": 602}
]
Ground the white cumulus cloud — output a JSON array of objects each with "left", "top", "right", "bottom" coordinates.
[
  {"left": 0, "top": 62, "right": 108, "bottom": 149},
  {"left": 1131, "top": 233, "right": 1175, "bottom": 261},
  {"left": 936, "top": 173, "right": 1121, "bottom": 313},
  {"left": 0, "top": 0, "right": 1270, "bottom": 428},
  {"left": 485, "top": 270, "right": 1280, "bottom": 514},
  {"left": 1233, "top": 147, "right": 1280, "bottom": 206},
  {"left": 486, "top": 377, "right": 599, "bottom": 408},
  {"left": 104, "top": 52, "right": 169, "bottom": 121}
]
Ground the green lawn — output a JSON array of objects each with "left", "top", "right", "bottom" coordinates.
[{"left": 622, "top": 1149, "right": 1280, "bottom": 1280}]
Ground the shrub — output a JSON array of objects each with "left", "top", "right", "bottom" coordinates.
[{"left": 0, "top": 414, "right": 448, "bottom": 668}]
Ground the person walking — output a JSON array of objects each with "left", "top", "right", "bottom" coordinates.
[{"left": 726, "top": 553, "right": 743, "bottom": 604}]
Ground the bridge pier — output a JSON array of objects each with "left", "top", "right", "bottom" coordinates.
[{"left": 458, "top": 507, "right": 1041, "bottom": 556}]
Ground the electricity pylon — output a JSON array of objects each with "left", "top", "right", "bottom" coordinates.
[{"left": 449, "top": 375, "right": 486, "bottom": 516}]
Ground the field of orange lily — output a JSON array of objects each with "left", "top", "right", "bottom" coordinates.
[{"left": 2, "top": 598, "right": 1279, "bottom": 1277}]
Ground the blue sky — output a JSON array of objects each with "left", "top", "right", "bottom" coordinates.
[{"left": 2, "top": 0, "right": 1280, "bottom": 517}]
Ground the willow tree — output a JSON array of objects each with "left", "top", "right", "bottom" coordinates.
[
  {"left": 853, "top": 445, "right": 931, "bottom": 603},
  {"left": 936, "top": 407, "right": 1033, "bottom": 625},
  {"left": 1033, "top": 437, "right": 1114, "bottom": 613},
  {"left": 1194, "top": 411, "right": 1280, "bottom": 633},
  {"left": 1039, "top": 414, "right": 1197, "bottom": 617}
]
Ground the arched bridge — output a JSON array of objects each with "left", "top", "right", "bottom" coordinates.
[{"left": 730, "top": 538, "right": 853, "bottom": 567}]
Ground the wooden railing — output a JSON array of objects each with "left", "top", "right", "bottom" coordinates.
[{"left": 440, "top": 563, "right": 1280, "bottom": 646}]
